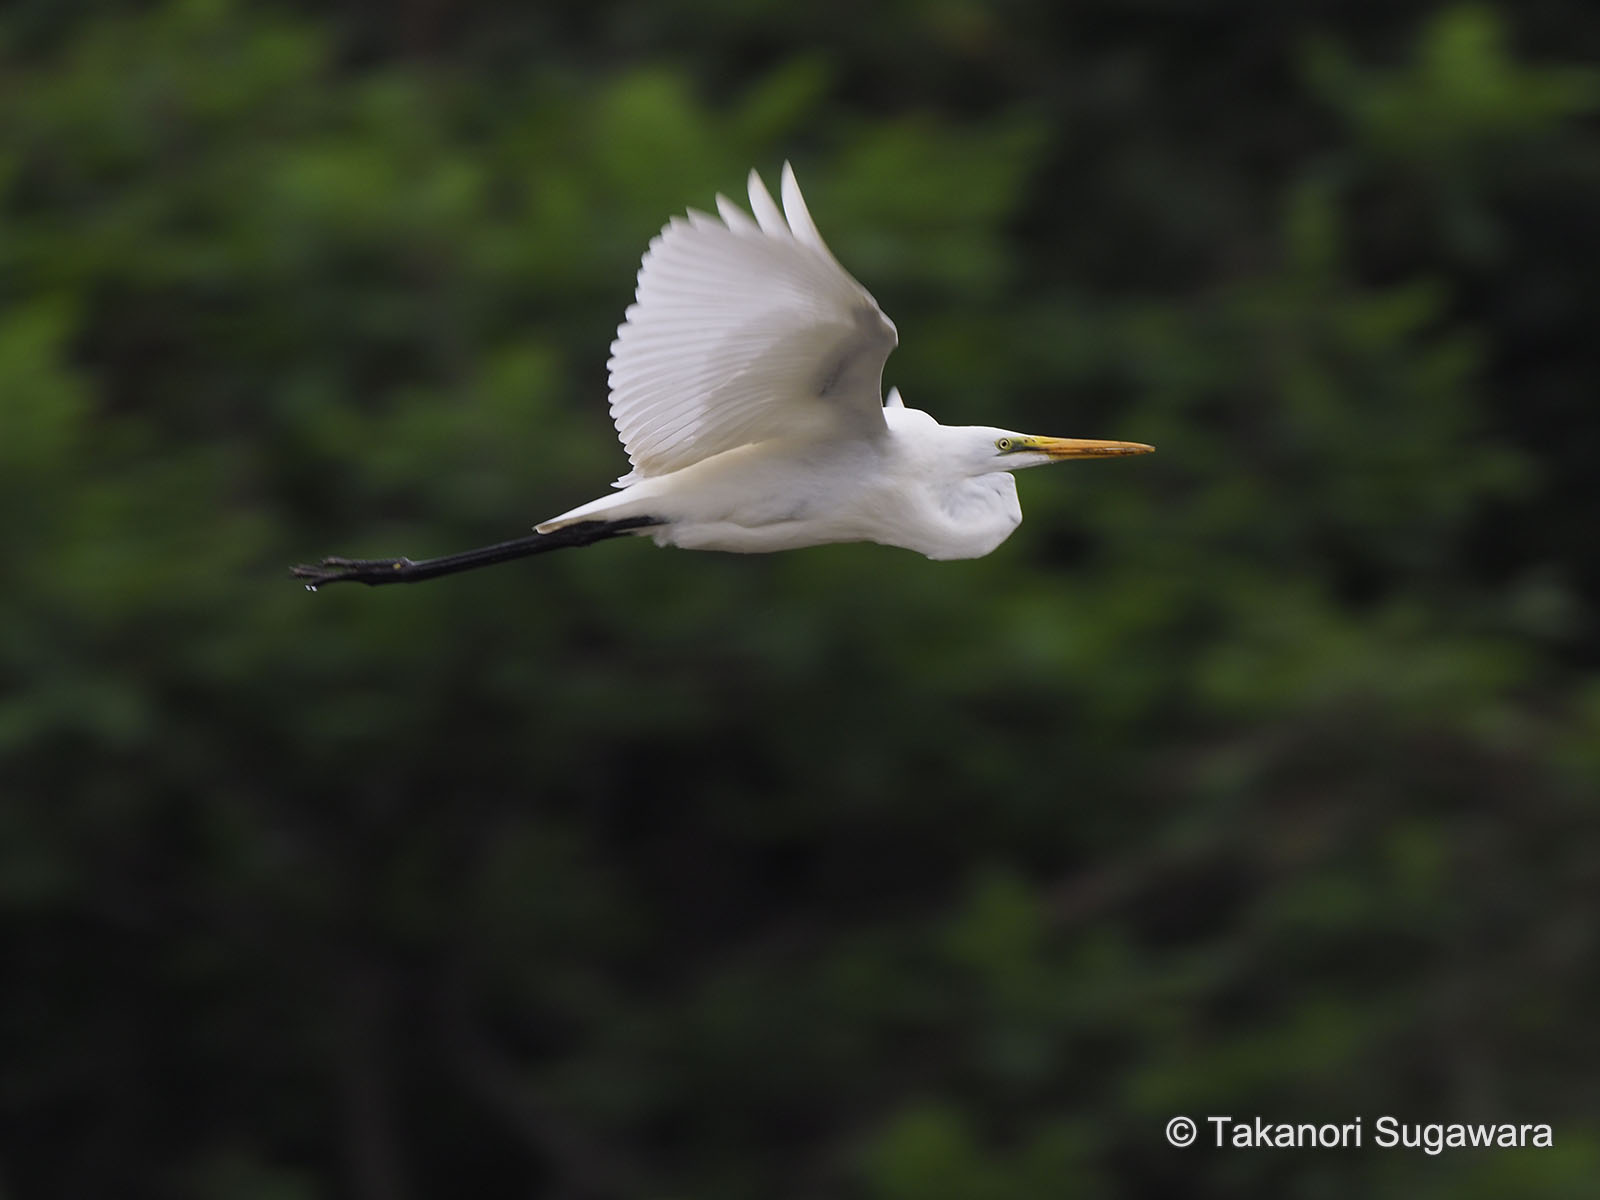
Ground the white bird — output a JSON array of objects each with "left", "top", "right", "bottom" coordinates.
[{"left": 294, "top": 164, "right": 1151, "bottom": 588}]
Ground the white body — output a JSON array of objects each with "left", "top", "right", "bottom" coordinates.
[
  {"left": 545, "top": 405, "right": 1023, "bottom": 560},
  {"left": 538, "top": 165, "right": 1149, "bottom": 561}
]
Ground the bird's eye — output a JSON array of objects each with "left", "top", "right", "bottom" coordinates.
[{"left": 995, "top": 437, "right": 1013, "bottom": 452}]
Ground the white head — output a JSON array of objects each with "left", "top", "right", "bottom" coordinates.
[
  {"left": 887, "top": 402, "right": 1154, "bottom": 479},
  {"left": 972, "top": 425, "right": 1154, "bottom": 473}
]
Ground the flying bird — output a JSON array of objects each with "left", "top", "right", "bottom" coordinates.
[{"left": 293, "top": 164, "right": 1151, "bottom": 588}]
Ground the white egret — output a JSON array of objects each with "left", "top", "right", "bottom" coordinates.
[{"left": 293, "top": 164, "right": 1151, "bottom": 587}]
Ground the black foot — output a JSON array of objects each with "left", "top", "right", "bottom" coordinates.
[
  {"left": 291, "top": 556, "right": 415, "bottom": 588},
  {"left": 290, "top": 517, "right": 660, "bottom": 590}
]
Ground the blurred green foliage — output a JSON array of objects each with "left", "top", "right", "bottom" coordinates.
[{"left": 3, "top": 1, "right": 1598, "bottom": 1197}]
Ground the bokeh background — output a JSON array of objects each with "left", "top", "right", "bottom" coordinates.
[{"left": 4, "top": 1, "right": 1599, "bottom": 1196}]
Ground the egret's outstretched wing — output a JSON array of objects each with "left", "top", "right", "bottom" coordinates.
[{"left": 607, "top": 163, "right": 897, "bottom": 486}]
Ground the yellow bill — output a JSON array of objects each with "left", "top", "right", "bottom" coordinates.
[{"left": 1022, "top": 436, "right": 1155, "bottom": 459}]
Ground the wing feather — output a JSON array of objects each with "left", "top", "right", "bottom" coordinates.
[
  {"left": 779, "top": 162, "right": 833, "bottom": 260},
  {"left": 715, "top": 193, "right": 761, "bottom": 235},
  {"left": 606, "top": 164, "right": 898, "bottom": 486},
  {"left": 745, "top": 169, "right": 789, "bottom": 237}
]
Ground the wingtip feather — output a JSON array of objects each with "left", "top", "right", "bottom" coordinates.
[
  {"left": 715, "top": 192, "right": 760, "bottom": 235},
  {"left": 747, "top": 168, "right": 788, "bottom": 237},
  {"left": 779, "top": 162, "right": 829, "bottom": 255}
]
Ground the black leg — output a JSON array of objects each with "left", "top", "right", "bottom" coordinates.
[{"left": 290, "top": 517, "right": 660, "bottom": 588}]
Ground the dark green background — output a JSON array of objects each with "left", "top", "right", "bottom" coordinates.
[{"left": 3, "top": 1, "right": 1597, "bottom": 1196}]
